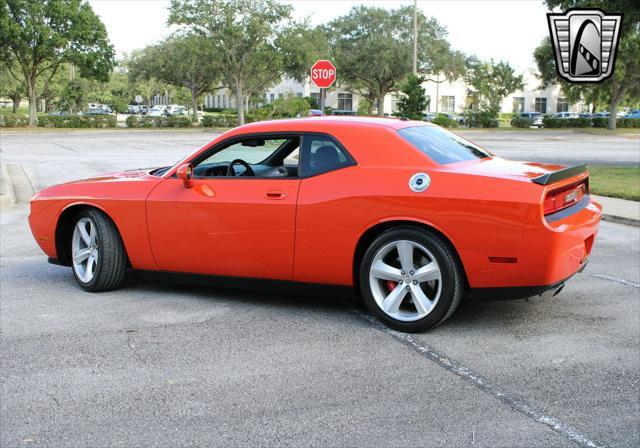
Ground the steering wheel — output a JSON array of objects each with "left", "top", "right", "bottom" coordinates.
[{"left": 226, "top": 159, "right": 255, "bottom": 177}]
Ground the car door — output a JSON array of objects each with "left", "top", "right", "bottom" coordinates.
[{"left": 145, "top": 136, "right": 300, "bottom": 280}]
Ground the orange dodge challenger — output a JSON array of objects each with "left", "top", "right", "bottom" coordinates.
[{"left": 29, "top": 117, "right": 601, "bottom": 332}]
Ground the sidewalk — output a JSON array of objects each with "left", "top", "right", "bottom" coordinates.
[{"left": 592, "top": 194, "right": 640, "bottom": 227}]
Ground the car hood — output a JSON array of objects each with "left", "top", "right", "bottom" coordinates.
[
  {"left": 449, "top": 157, "right": 565, "bottom": 182},
  {"left": 60, "top": 168, "right": 160, "bottom": 185}
]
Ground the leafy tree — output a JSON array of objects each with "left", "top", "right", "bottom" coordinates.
[
  {"left": 0, "top": 63, "right": 24, "bottom": 112},
  {"left": 327, "top": 5, "right": 461, "bottom": 115},
  {"left": 276, "top": 22, "right": 330, "bottom": 84},
  {"left": 268, "top": 94, "right": 310, "bottom": 118},
  {"left": 128, "top": 33, "right": 221, "bottom": 122},
  {"left": 536, "top": 0, "right": 640, "bottom": 129},
  {"left": 396, "top": 74, "right": 429, "bottom": 119},
  {"left": 464, "top": 59, "right": 524, "bottom": 115},
  {"left": 169, "top": 0, "right": 295, "bottom": 125},
  {"left": 356, "top": 98, "right": 371, "bottom": 116},
  {"left": 0, "top": 0, "right": 115, "bottom": 124}
]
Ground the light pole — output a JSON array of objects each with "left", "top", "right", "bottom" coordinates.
[{"left": 413, "top": 0, "right": 418, "bottom": 75}]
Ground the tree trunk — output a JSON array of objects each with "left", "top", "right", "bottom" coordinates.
[
  {"left": 376, "top": 94, "right": 385, "bottom": 116},
  {"left": 236, "top": 80, "right": 245, "bottom": 126},
  {"left": 27, "top": 76, "right": 38, "bottom": 126},
  {"left": 608, "top": 98, "right": 618, "bottom": 130},
  {"left": 191, "top": 89, "right": 199, "bottom": 123},
  {"left": 11, "top": 97, "right": 20, "bottom": 113}
]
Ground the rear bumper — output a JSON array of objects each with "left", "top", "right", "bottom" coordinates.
[
  {"left": 470, "top": 259, "right": 588, "bottom": 300},
  {"left": 461, "top": 197, "right": 601, "bottom": 289}
]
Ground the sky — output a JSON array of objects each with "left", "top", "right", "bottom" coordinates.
[{"left": 88, "top": 0, "right": 551, "bottom": 73}]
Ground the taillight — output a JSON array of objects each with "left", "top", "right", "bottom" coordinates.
[{"left": 543, "top": 181, "right": 587, "bottom": 215}]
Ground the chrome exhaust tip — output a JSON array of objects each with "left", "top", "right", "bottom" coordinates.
[{"left": 539, "top": 283, "right": 566, "bottom": 299}]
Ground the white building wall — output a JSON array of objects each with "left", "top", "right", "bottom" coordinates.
[{"left": 202, "top": 68, "right": 586, "bottom": 115}]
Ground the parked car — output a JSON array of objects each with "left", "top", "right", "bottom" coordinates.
[
  {"left": 579, "top": 113, "right": 592, "bottom": 119},
  {"left": 624, "top": 110, "right": 640, "bottom": 119},
  {"left": 591, "top": 112, "right": 610, "bottom": 118},
  {"left": 331, "top": 109, "right": 357, "bottom": 116},
  {"left": 442, "top": 113, "right": 465, "bottom": 125},
  {"left": 514, "top": 112, "right": 543, "bottom": 128},
  {"left": 28, "top": 117, "right": 602, "bottom": 332},
  {"left": 422, "top": 112, "right": 437, "bottom": 122},
  {"left": 165, "top": 105, "right": 187, "bottom": 116},
  {"left": 139, "top": 105, "right": 148, "bottom": 115},
  {"left": 308, "top": 109, "right": 324, "bottom": 117},
  {"left": 85, "top": 108, "right": 111, "bottom": 115},
  {"left": 127, "top": 105, "right": 141, "bottom": 114},
  {"left": 553, "top": 112, "right": 580, "bottom": 119},
  {"left": 47, "top": 110, "right": 71, "bottom": 116},
  {"left": 147, "top": 105, "right": 167, "bottom": 117}
]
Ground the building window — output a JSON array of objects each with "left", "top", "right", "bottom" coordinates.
[
  {"left": 270, "top": 93, "right": 275, "bottom": 103},
  {"left": 338, "top": 93, "right": 353, "bottom": 111},
  {"left": 296, "top": 92, "right": 303, "bottom": 97},
  {"left": 512, "top": 97, "right": 525, "bottom": 113},
  {"left": 425, "top": 95, "right": 431, "bottom": 112},
  {"left": 557, "top": 98, "right": 569, "bottom": 112},
  {"left": 441, "top": 96, "right": 455, "bottom": 112},
  {"left": 391, "top": 94, "right": 400, "bottom": 113},
  {"left": 535, "top": 97, "right": 547, "bottom": 113}
]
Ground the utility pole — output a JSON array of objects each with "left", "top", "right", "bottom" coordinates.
[{"left": 412, "top": 0, "right": 418, "bottom": 75}]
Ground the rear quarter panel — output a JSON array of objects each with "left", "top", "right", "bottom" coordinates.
[{"left": 293, "top": 126, "right": 537, "bottom": 286}]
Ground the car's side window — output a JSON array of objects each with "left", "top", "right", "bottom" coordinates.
[
  {"left": 300, "top": 135, "right": 353, "bottom": 177},
  {"left": 192, "top": 136, "right": 300, "bottom": 178}
]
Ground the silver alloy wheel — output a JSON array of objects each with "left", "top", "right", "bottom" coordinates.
[
  {"left": 368, "top": 240, "right": 442, "bottom": 322},
  {"left": 71, "top": 217, "right": 98, "bottom": 283}
]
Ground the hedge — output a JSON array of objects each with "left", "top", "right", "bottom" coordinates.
[
  {"left": 38, "top": 115, "right": 117, "bottom": 128},
  {"left": 510, "top": 116, "right": 534, "bottom": 128},
  {"left": 201, "top": 114, "right": 259, "bottom": 127},
  {"left": 542, "top": 116, "right": 591, "bottom": 128},
  {"left": 126, "top": 115, "right": 192, "bottom": 128},
  {"left": 432, "top": 115, "right": 458, "bottom": 128},
  {"left": 591, "top": 117, "right": 608, "bottom": 128},
  {"left": 545, "top": 116, "right": 640, "bottom": 128},
  {"left": 465, "top": 111, "right": 499, "bottom": 128},
  {"left": 0, "top": 113, "right": 29, "bottom": 127},
  {"left": 616, "top": 117, "right": 640, "bottom": 128}
]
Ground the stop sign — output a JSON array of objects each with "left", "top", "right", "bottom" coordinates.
[{"left": 311, "top": 60, "right": 336, "bottom": 89}]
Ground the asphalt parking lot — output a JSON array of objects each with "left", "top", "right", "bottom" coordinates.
[{"left": 1, "top": 129, "right": 639, "bottom": 447}]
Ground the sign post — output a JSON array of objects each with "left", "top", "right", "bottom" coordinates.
[{"left": 310, "top": 60, "right": 336, "bottom": 114}]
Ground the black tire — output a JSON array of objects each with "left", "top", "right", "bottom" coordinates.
[
  {"left": 71, "top": 209, "right": 127, "bottom": 292},
  {"left": 359, "top": 227, "right": 464, "bottom": 332}
]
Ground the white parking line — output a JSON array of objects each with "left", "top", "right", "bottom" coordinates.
[
  {"left": 590, "top": 274, "right": 640, "bottom": 289},
  {"left": 356, "top": 312, "right": 609, "bottom": 448}
]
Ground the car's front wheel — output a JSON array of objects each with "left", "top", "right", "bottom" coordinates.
[
  {"left": 71, "top": 209, "right": 126, "bottom": 292},
  {"left": 359, "top": 227, "right": 464, "bottom": 332}
]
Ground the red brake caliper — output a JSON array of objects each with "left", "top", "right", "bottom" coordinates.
[{"left": 386, "top": 281, "right": 398, "bottom": 292}]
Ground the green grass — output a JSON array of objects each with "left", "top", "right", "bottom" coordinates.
[{"left": 589, "top": 165, "right": 640, "bottom": 201}]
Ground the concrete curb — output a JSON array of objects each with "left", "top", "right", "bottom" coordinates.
[
  {"left": 601, "top": 214, "right": 640, "bottom": 228},
  {"left": 0, "top": 162, "right": 35, "bottom": 206},
  {"left": 0, "top": 162, "right": 17, "bottom": 207}
]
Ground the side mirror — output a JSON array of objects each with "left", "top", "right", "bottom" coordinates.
[{"left": 176, "top": 163, "right": 194, "bottom": 188}]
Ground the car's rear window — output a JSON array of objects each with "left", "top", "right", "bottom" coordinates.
[{"left": 397, "top": 125, "right": 491, "bottom": 164}]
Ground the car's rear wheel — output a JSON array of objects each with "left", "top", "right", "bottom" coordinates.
[
  {"left": 71, "top": 209, "right": 126, "bottom": 292},
  {"left": 359, "top": 227, "right": 464, "bottom": 332}
]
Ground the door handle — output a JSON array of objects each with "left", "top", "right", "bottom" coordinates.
[{"left": 265, "top": 189, "right": 287, "bottom": 200}]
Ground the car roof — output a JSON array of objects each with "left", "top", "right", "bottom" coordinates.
[{"left": 231, "top": 116, "right": 429, "bottom": 133}]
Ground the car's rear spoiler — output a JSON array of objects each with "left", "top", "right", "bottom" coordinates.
[{"left": 531, "top": 164, "right": 587, "bottom": 186}]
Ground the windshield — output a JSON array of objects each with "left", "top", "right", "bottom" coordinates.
[{"left": 397, "top": 125, "right": 491, "bottom": 164}]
